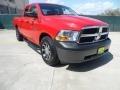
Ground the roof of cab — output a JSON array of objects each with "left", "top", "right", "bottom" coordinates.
[{"left": 28, "top": 2, "right": 62, "bottom": 6}]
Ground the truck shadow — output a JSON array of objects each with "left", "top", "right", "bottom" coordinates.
[
  {"left": 66, "top": 52, "right": 113, "bottom": 72},
  {"left": 25, "top": 40, "right": 113, "bottom": 70},
  {"left": 25, "top": 39, "right": 41, "bottom": 55},
  {"left": 25, "top": 40, "right": 67, "bottom": 67}
]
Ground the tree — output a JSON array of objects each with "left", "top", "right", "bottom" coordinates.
[{"left": 100, "top": 8, "right": 120, "bottom": 16}]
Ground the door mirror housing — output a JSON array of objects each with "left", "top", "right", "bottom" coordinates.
[{"left": 32, "top": 12, "right": 38, "bottom": 18}]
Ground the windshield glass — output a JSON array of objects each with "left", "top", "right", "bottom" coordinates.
[{"left": 39, "top": 4, "right": 78, "bottom": 16}]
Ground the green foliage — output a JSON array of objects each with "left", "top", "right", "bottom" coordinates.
[{"left": 100, "top": 8, "right": 120, "bottom": 16}]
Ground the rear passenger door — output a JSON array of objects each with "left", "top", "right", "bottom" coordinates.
[
  {"left": 27, "top": 4, "right": 40, "bottom": 42},
  {"left": 21, "top": 6, "right": 31, "bottom": 38}
]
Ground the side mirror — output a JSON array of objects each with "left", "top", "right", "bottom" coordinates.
[{"left": 32, "top": 12, "right": 38, "bottom": 18}]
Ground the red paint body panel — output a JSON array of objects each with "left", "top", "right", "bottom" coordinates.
[{"left": 13, "top": 3, "right": 108, "bottom": 46}]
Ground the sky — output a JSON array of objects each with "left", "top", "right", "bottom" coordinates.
[{"left": 29, "top": 0, "right": 120, "bottom": 15}]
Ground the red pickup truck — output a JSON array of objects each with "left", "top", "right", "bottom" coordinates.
[{"left": 13, "top": 3, "right": 111, "bottom": 66}]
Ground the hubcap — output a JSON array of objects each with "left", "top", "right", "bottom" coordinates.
[{"left": 41, "top": 42, "right": 51, "bottom": 61}]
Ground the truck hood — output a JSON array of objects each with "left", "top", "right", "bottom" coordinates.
[{"left": 43, "top": 15, "right": 108, "bottom": 30}]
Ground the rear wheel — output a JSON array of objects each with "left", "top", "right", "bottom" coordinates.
[
  {"left": 16, "top": 28, "right": 23, "bottom": 41},
  {"left": 40, "top": 36, "right": 60, "bottom": 66}
]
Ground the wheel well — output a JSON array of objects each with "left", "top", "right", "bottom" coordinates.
[
  {"left": 15, "top": 25, "right": 18, "bottom": 29},
  {"left": 39, "top": 33, "right": 52, "bottom": 43}
]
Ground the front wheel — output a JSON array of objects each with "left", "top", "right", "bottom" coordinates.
[{"left": 40, "top": 36, "right": 60, "bottom": 66}]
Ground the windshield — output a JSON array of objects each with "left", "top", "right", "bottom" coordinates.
[{"left": 39, "top": 4, "right": 78, "bottom": 16}]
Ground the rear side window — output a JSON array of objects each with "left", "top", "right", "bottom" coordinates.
[
  {"left": 24, "top": 5, "right": 38, "bottom": 18},
  {"left": 24, "top": 6, "right": 29, "bottom": 17},
  {"left": 29, "top": 5, "right": 38, "bottom": 18}
]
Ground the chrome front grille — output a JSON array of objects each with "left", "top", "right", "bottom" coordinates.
[{"left": 79, "top": 26, "right": 109, "bottom": 43}]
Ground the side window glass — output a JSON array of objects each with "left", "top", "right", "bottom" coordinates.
[
  {"left": 24, "top": 6, "right": 29, "bottom": 17},
  {"left": 29, "top": 5, "right": 38, "bottom": 18},
  {"left": 63, "top": 8, "right": 71, "bottom": 15}
]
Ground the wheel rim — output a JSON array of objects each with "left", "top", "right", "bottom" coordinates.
[{"left": 41, "top": 42, "right": 51, "bottom": 61}]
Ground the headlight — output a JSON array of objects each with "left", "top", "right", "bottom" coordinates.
[{"left": 55, "top": 30, "right": 80, "bottom": 41}]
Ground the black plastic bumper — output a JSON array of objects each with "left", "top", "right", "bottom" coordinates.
[{"left": 54, "top": 38, "right": 111, "bottom": 64}]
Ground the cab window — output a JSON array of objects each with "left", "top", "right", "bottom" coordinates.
[
  {"left": 29, "top": 5, "right": 38, "bottom": 18},
  {"left": 24, "top": 6, "right": 29, "bottom": 17}
]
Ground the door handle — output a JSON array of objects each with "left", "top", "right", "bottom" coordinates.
[
  {"left": 32, "top": 21, "right": 34, "bottom": 24},
  {"left": 19, "top": 20, "right": 23, "bottom": 22},
  {"left": 25, "top": 20, "right": 29, "bottom": 23},
  {"left": 30, "top": 20, "right": 34, "bottom": 25}
]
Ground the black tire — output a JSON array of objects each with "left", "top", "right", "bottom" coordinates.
[
  {"left": 16, "top": 28, "right": 23, "bottom": 41},
  {"left": 40, "top": 36, "right": 60, "bottom": 66}
]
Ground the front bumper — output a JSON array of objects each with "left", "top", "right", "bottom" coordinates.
[{"left": 54, "top": 38, "right": 111, "bottom": 64}]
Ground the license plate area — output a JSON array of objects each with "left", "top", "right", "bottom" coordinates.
[{"left": 98, "top": 47, "right": 105, "bottom": 54}]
